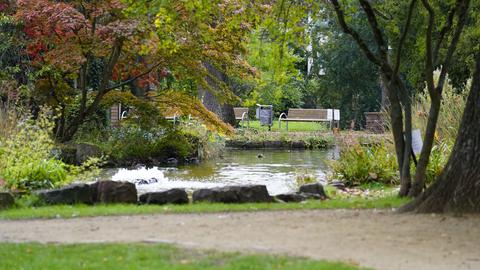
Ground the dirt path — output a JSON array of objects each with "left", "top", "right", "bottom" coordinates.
[{"left": 1, "top": 209, "right": 479, "bottom": 270}]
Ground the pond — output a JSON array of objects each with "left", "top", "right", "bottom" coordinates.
[{"left": 102, "top": 149, "right": 338, "bottom": 195}]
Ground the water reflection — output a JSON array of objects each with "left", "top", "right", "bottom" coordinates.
[{"left": 103, "top": 149, "right": 335, "bottom": 195}]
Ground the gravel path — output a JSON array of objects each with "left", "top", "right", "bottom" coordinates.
[{"left": 1, "top": 209, "right": 479, "bottom": 270}]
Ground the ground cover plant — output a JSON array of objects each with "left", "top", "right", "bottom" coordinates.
[{"left": 0, "top": 243, "right": 365, "bottom": 270}]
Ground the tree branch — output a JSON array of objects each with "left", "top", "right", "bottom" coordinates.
[
  {"left": 103, "top": 62, "right": 163, "bottom": 92},
  {"left": 420, "top": 0, "right": 436, "bottom": 96},
  {"left": 358, "top": 0, "right": 388, "bottom": 59},
  {"left": 433, "top": 4, "right": 457, "bottom": 64},
  {"left": 329, "top": 0, "right": 382, "bottom": 66},
  {"left": 98, "top": 38, "right": 124, "bottom": 94},
  {"left": 78, "top": 63, "right": 88, "bottom": 114},
  {"left": 437, "top": 0, "right": 470, "bottom": 94},
  {"left": 392, "top": 0, "right": 417, "bottom": 76}
]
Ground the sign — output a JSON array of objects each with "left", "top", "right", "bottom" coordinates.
[{"left": 411, "top": 129, "right": 423, "bottom": 155}]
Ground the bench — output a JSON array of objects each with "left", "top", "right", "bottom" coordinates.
[
  {"left": 234, "top": 107, "right": 249, "bottom": 128},
  {"left": 278, "top": 108, "right": 340, "bottom": 131}
]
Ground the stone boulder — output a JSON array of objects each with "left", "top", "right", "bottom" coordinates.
[
  {"left": 274, "top": 193, "right": 307, "bottom": 203},
  {"left": 193, "top": 185, "right": 273, "bottom": 203},
  {"left": 139, "top": 189, "right": 189, "bottom": 205},
  {"left": 54, "top": 144, "right": 77, "bottom": 165},
  {"left": 36, "top": 184, "right": 95, "bottom": 205},
  {"left": 0, "top": 192, "right": 14, "bottom": 209},
  {"left": 75, "top": 143, "right": 102, "bottom": 164},
  {"left": 91, "top": 181, "right": 137, "bottom": 204},
  {"left": 166, "top": 158, "right": 178, "bottom": 166},
  {"left": 330, "top": 180, "right": 346, "bottom": 190},
  {"left": 299, "top": 183, "right": 327, "bottom": 199},
  {"left": 299, "top": 193, "right": 324, "bottom": 200}
]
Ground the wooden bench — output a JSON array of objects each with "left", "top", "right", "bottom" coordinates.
[
  {"left": 234, "top": 107, "right": 249, "bottom": 128},
  {"left": 279, "top": 108, "right": 340, "bottom": 131}
]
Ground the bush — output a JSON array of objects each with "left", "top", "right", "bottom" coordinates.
[
  {"left": 152, "top": 130, "right": 194, "bottom": 160},
  {"left": 0, "top": 107, "right": 101, "bottom": 191},
  {"left": 180, "top": 120, "right": 225, "bottom": 160},
  {"left": 82, "top": 123, "right": 206, "bottom": 165},
  {"left": 0, "top": 108, "right": 69, "bottom": 191},
  {"left": 329, "top": 141, "right": 399, "bottom": 186}
]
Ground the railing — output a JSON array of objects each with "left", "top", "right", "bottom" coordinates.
[
  {"left": 240, "top": 112, "right": 250, "bottom": 128},
  {"left": 278, "top": 112, "right": 288, "bottom": 130}
]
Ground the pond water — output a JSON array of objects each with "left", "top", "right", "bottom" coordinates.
[{"left": 102, "top": 149, "right": 337, "bottom": 195}]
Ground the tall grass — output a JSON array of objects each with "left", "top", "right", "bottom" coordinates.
[
  {"left": 411, "top": 72, "right": 467, "bottom": 181},
  {"left": 412, "top": 74, "right": 467, "bottom": 148},
  {"left": 330, "top": 72, "right": 467, "bottom": 186}
]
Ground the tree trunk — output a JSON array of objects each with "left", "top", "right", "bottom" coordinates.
[
  {"left": 60, "top": 38, "right": 124, "bottom": 142},
  {"left": 199, "top": 62, "right": 236, "bottom": 126},
  {"left": 382, "top": 73, "right": 411, "bottom": 196},
  {"left": 409, "top": 94, "right": 441, "bottom": 197},
  {"left": 401, "top": 54, "right": 480, "bottom": 213},
  {"left": 380, "top": 75, "right": 389, "bottom": 108}
]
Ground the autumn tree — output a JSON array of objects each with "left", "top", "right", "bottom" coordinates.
[
  {"left": 14, "top": 0, "right": 266, "bottom": 141},
  {"left": 15, "top": 0, "right": 157, "bottom": 141}
]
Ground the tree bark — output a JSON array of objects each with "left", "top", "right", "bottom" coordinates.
[
  {"left": 199, "top": 62, "right": 236, "bottom": 126},
  {"left": 401, "top": 54, "right": 480, "bottom": 213}
]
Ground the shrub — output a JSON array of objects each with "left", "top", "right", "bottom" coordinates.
[
  {"left": 83, "top": 122, "right": 207, "bottom": 165},
  {"left": 0, "top": 108, "right": 69, "bottom": 191},
  {"left": 180, "top": 120, "right": 225, "bottom": 160},
  {"left": 329, "top": 141, "right": 399, "bottom": 186},
  {"left": 152, "top": 130, "right": 194, "bottom": 160}
]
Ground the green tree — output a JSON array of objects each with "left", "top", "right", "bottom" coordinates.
[
  {"left": 329, "top": 0, "right": 473, "bottom": 197},
  {"left": 309, "top": 12, "right": 381, "bottom": 128},
  {"left": 243, "top": 32, "right": 304, "bottom": 113}
]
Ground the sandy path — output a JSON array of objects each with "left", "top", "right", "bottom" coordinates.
[{"left": 1, "top": 209, "right": 479, "bottom": 270}]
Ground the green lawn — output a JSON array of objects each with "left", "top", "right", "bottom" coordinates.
[
  {"left": 241, "top": 120, "right": 331, "bottom": 132},
  {"left": 0, "top": 243, "right": 366, "bottom": 270},
  {"left": 0, "top": 196, "right": 408, "bottom": 220}
]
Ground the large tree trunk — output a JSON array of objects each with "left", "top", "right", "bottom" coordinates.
[
  {"left": 199, "top": 62, "right": 236, "bottom": 126},
  {"left": 198, "top": 87, "right": 236, "bottom": 126},
  {"left": 401, "top": 54, "right": 480, "bottom": 213}
]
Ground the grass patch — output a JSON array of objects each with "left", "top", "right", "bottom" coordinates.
[
  {"left": 0, "top": 242, "right": 367, "bottom": 270},
  {"left": 0, "top": 196, "right": 409, "bottom": 220},
  {"left": 245, "top": 120, "right": 329, "bottom": 132}
]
